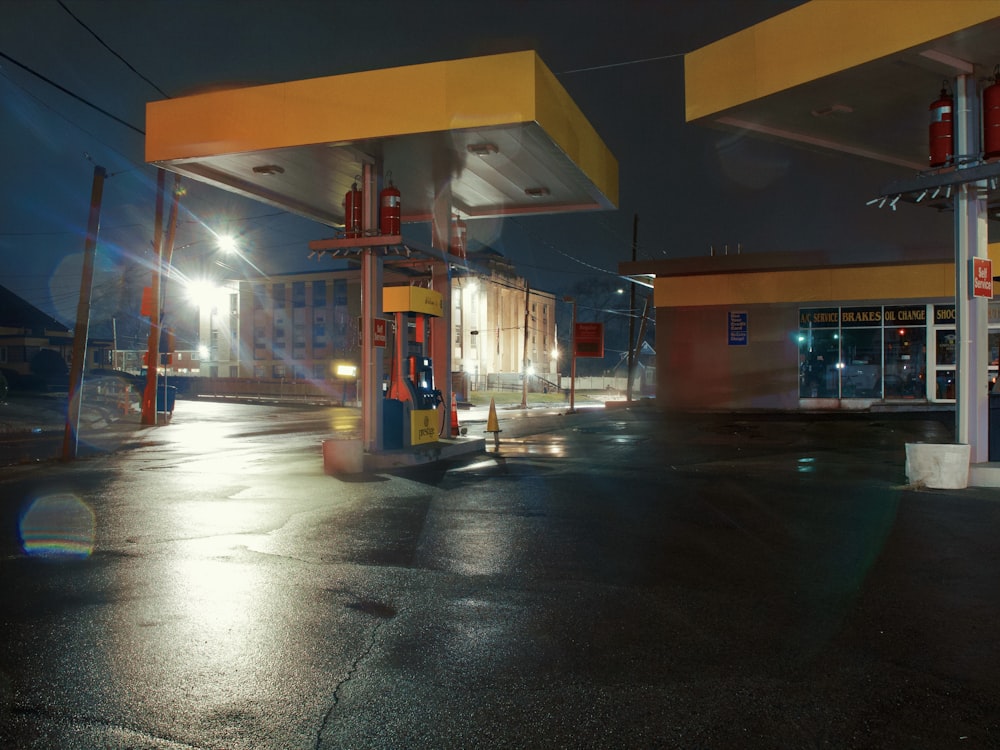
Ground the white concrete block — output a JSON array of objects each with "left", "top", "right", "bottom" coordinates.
[
  {"left": 322, "top": 438, "right": 364, "bottom": 475},
  {"left": 905, "top": 443, "right": 971, "bottom": 489}
]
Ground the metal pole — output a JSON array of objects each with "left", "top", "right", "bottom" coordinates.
[
  {"left": 360, "top": 162, "right": 383, "bottom": 453},
  {"left": 569, "top": 298, "right": 577, "bottom": 413},
  {"left": 61, "top": 164, "right": 106, "bottom": 460},
  {"left": 633, "top": 295, "right": 652, "bottom": 398},
  {"left": 627, "top": 214, "right": 638, "bottom": 402},
  {"left": 521, "top": 281, "right": 530, "bottom": 408},
  {"left": 953, "top": 72, "right": 989, "bottom": 461}
]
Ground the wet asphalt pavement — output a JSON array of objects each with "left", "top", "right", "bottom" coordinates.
[{"left": 1, "top": 400, "right": 999, "bottom": 748}]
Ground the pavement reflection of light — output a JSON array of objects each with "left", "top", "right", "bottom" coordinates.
[
  {"left": 452, "top": 459, "right": 500, "bottom": 472},
  {"left": 797, "top": 457, "right": 816, "bottom": 473},
  {"left": 19, "top": 494, "right": 95, "bottom": 558},
  {"left": 175, "top": 500, "right": 256, "bottom": 538},
  {"left": 169, "top": 422, "right": 231, "bottom": 454},
  {"left": 173, "top": 557, "right": 258, "bottom": 635},
  {"left": 497, "top": 439, "right": 566, "bottom": 457}
]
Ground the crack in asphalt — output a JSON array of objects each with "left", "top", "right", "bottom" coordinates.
[{"left": 313, "top": 615, "right": 387, "bottom": 749}]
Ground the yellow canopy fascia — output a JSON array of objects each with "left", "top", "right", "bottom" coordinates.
[{"left": 685, "top": 0, "right": 1000, "bottom": 122}]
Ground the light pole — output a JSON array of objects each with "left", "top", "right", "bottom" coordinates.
[{"left": 563, "top": 295, "right": 576, "bottom": 413}]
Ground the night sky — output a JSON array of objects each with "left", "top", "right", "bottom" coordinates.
[{"left": 0, "top": 0, "right": 953, "bottom": 328}]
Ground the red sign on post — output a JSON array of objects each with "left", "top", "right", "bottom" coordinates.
[
  {"left": 574, "top": 322, "right": 604, "bottom": 358},
  {"left": 972, "top": 257, "right": 993, "bottom": 299},
  {"left": 373, "top": 318, "right": 388, "bottom": 348}
]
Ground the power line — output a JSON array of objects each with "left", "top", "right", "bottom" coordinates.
[
  {"left": 560, "top": 52, "right": 684, "bottom": 76},
  {"left": 57, "top": 0, "right": 170, "bottom": 98},
  {"left": 0, "top": 49, "right": 144, "bottom": 135},
  {"left": 0, "top": 66, "right": 143, "bottom": 169}
]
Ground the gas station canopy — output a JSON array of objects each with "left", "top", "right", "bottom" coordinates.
[
  {"left": 685, "top": 0, "right": 1000, "bottom": 175},
  {"left": 145, "top": 50, "right": 618, "bottom": 227}
]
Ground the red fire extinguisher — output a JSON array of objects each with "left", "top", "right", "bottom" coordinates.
[
  {"left": 379, "top": 172, "right": 401, "bottom": 236},
  {"left": 929, "top": 81, "right": 953, "bottom": 168},
  {"left": 984, "top": 66, "right": 1000, "bottom": 160},
  {"left": 449, "top": 217, "right": 467, "bottom": 258},
  {"left": 343, "top": 178, "right": 362, "bottom": 238}
]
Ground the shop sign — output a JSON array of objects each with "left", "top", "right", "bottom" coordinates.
[
  {"left": 410, "top": 409, "right": 438, "bottom": 445},
  {"left": 972, "top": 257, "right": 993, "bottom": 299},
  {"left": 728, "top": 311, "right": 748, "bottom": 346},
  {"left": 934, "top": 305, "right": 956, "bottom": 323},
  {"left": 373, "top": 318, "right": 387, "bottom": 348},
  {"left": 839, "top": 306, "right": 883, "bottom": 327},
  {"left": 799, "top": 308, "right": 839, "bottom": 328},
  {"left": 357, "top": 317, "right": 390, "bottom": 347},
  {"left": 883, "top": 305, "right": 926, "bottom": 325}
]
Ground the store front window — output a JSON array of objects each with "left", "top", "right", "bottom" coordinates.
[
  {"left": 840, "top": 307, "right": 882, "bottom": 398},
  {"left": 799, "top": 303, "right": 1000, "bottom": 403},
  {"left": 933, "top": 305, "right": 957, "bottom": 400},
  {"left": 884, "top": 305, "right": 927, "bottom": 399},
  {"left": 798, "top": 308, "right": 840, "bottom": 398},
  {"left": 800, "top": 305, "right": 926, "bottom": 401}
]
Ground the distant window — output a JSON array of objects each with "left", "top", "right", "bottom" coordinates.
[
  {"left": 313, "top": 280, "right": 327, "bottom": 307},
  {"left": 333, "top": 279, "right": 348, "bottom": 307},
  {"left": 292, "top": 281, "right": 306, "bottom": 308},
  {"left": 273, "top": 283, "right": 285, "bottom": 308}
]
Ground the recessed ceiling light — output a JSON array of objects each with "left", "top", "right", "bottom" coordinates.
[
  {"left": 524, "top": 187, "right": 550, "bottom": 198},
  {"left": 810, "top": 104, "right": 853, "bottom": 117},
  {"left": 252, "top": 164, "right": 285, "bottom": 175},
  {"left": 467, "top": 143, "right": 499, "bottom": 156}
]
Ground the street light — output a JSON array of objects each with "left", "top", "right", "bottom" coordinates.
[
  {"left": 216, "top": 234, "right": 238, "bottom": 254},
  {"left": 563, "top": 295, "right": 576, "bottom": 413}
]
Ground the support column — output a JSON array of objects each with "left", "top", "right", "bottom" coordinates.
[
  {"left": 953, "top": 73, "right": 990, "bottom": 462},
  {"left": 360, "top": 162, "right": 383, "bottom": 453},
  {"left": 430, "top": 182, "right": 453, "bottom": 436}
]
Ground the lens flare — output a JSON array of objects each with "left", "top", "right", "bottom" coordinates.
[{"left": 20, "top": 494, "right": 95, "bottom": 558}]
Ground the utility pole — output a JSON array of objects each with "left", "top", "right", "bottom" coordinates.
[
  {"left": 564, "top": 296, "right": 577, "bottom": 413},
  {"left": 141, "top": 172, "right": 182, "bottom": 425},
  {"left": 61, "top": 164, "right": 106, "bottom": 461},
  {"left": 521, "top": 281, "right": 530, "bottom": 408},
  {"left": 632, "top": 295, "right": 652, "bottom": 396},
  {"left": 627, "top": 214, "right": 638, "bottom": 402}
]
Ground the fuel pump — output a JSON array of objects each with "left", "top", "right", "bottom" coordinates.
[{"left": 382, "top": 285, "right": 445, "bottom": 448}]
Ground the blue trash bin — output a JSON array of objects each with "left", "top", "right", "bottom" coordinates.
[
  {"left": 382, "top": 398, "right": 404, "bottom": 449},
  {"left": 156, "top": 384, "right": 177, "bottom": 413}
]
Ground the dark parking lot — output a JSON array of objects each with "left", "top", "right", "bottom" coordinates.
[{"left": 0, "top": 402, "right": 998, "bottom": 748}]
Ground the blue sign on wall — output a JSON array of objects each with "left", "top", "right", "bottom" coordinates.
[{"left": 728, "top": 311, "right": 748, "bottom": 346}]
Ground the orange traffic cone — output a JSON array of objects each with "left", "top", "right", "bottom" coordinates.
[
  {"left": 450, "top": 392, "right": 461, "bottom": 437},
  {"left": 485, "top": 397, "right": 502, "bottom": 449}
]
